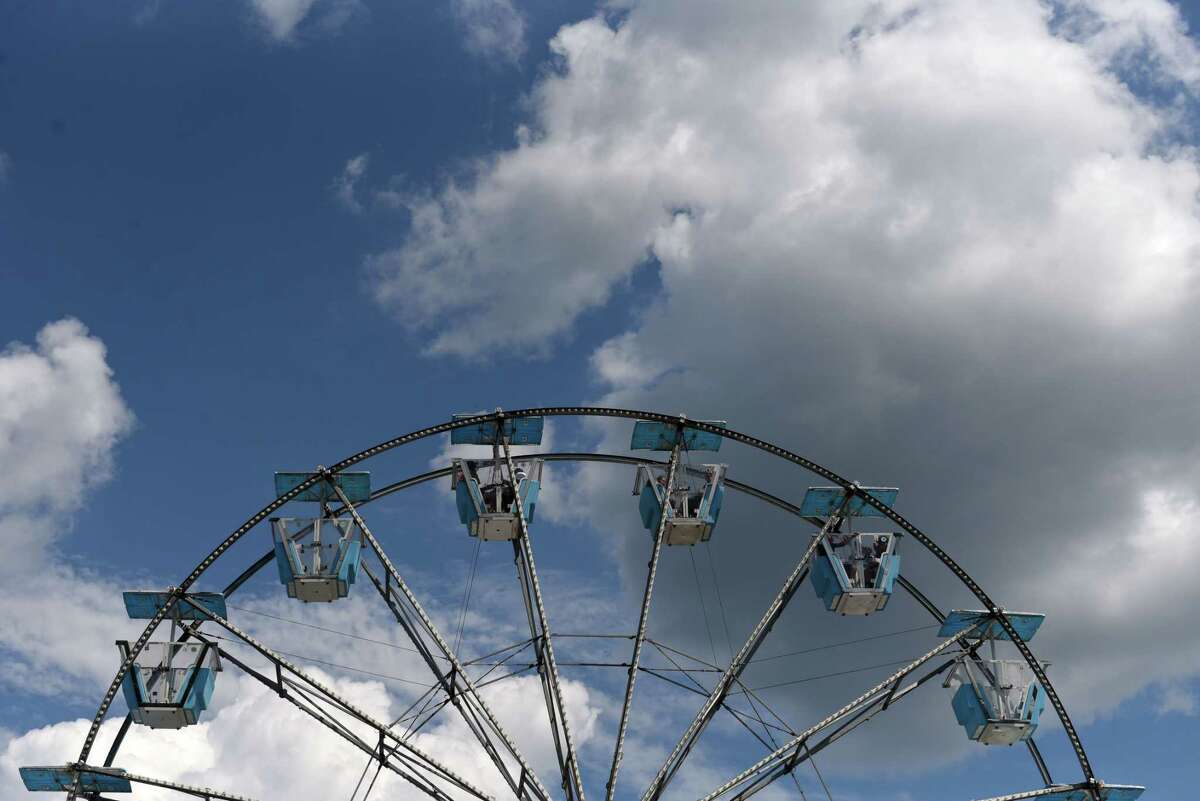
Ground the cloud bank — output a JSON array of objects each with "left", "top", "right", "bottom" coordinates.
[
  {"left": 365, "top": 0, "right": 1200, "bottom": 772},
  {"left": 0, "top": 319, "right": 137, "bottom": 697}
]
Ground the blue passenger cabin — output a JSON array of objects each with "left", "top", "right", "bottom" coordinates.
[
  {"left": 630, "top": 419, "right": 727, "bottom": 546},
  {"left": 118, "top": 640, "right": 221, "bottom": 729},
  {"left": 633, "top": 463, "right": 727, "bottom": 546},
  {"left": 20, "top": 766, "right": 132, "bottom": 793},
  {"left": 941, "top": 610, "right": 1048, "bottom": 746},
  {"left": 801, "top": 486, "right": 901, "bottom": 615},
  {"left": 452, "top": 458, "right": 543, "bottom": 541},
  {"left": 271, "top": 517, "right": 363, "bottom": 602},
  {"left": 271, "top": 470, "right": 370, "bottom": 602},
  {"left": 810, "top": 533, "right": 900, "bottom": 615}
]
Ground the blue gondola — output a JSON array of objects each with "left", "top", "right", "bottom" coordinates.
[
  {"left": 271, "top": 517, "right": 363, "bottom": 602},
  {"left": 118, "top": 591, "right": 225, "bottom": 729},
  {"left": 810, "top": 533, "right": 901, "bottom": 615},
  {"left": 271, "top": 471, "right": 369, "bottom": 602},
  {"left": 453, "top": 458, "right": 542, "bottom": 540},
  {"left": 118, "top": 641, "right": 221, "bottom": 729},
  {"left": 941, "top": 610, "right": 1048, "bottom": 745},
  {"left": 802, "top": 486, "right": 901, "bottom": 615},
  {"left": 633, "top": 463, "right": 727, "bottom": 546},
  {"left": 630, "top": 419, "right": 727, "bottom": 546}
]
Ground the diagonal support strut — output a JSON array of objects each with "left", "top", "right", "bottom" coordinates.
[
  {"left": 502, "top": 434, "right": 588, "bottom": 801},
  {"left": 642, "top": 494, "right": 857, "bottom": 801},
  {"left": 329, "top": 478, "right": 554, "bottom": 801},
  {"left": 605, "top": 441, "right": 681, "bottom": 801}
]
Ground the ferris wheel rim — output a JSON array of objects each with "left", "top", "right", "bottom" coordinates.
[
  {"left": 96, "top": 451, "right": 1055, "bottom": 786},
  {"left": 68, "top": 407, "right": 1098, "bottom": 799}
]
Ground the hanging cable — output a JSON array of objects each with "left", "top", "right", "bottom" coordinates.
[
  {"left": 707, "top": 542, "right": 811, "bottom": 801},
  {"left": 226, "top": 604, "right": 435, "bottom": 658},
  {"left": 454, "top": 535, "right": 484, "bottom": 653},
  {"left": 690, "top": 548, "right": 721, "bottom": 667},
  {"left": 737, "top": 657, "right": 922, "bottom": 692},
  {"left": 805, "top": 743, "right": 835, "bottom": 801},
  {"left": 207, "top": 632, "right": 433, "bottom": 687},
  {"left": 750, "top": 624, "right": 939, "bottom": 665},
  {"left": 360, "top": 761, "right": 385, "bottom": 801},
  {"left": 705, "top": 542, "right": 737, "bottom": 664},
  {"left": 347, "top": 752, "right": 373, "bottom": 801}
]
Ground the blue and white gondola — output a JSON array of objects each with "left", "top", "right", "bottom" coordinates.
[
  {"left": 118, "top": 591, "right": 225, "bottom": 729},
  {"left": 270, "top": 471, "right": 369, "bottom": 603},
  {"left": 802, "top": 486, "right": 902, "bottom": 615},
  {"left": 452, "top": 457, "right": 543, "bottom": 540},
  {"left": 940, "top": 610, "right": 1048, "bottom": 745},
  {"left": 630, "top": 420, "right": 728, "bottom": 546}
]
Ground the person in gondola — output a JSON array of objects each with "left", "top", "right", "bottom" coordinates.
[
  {"left": 502, "top": 468, "right": 526, "bottom": 512},
  {"left": 863, "top": 537, "right": 881, "bottom": 588}
]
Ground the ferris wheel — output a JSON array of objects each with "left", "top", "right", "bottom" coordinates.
[{"left": 19, "top": 408, "right": 1143, "bottom": 801}]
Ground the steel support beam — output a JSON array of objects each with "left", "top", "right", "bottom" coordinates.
[
  {"left": 330, "top": 481, "right": 554, "bottom": 801},
  {"left": 695, "top": 621, "right": 984, "bottom": 801},
  {"left": 188, "top": 600, "right": 492, "bottom": 801},
  {"left": 606, "top": 443, "right": 681, "bottom": 801},
  {"left": 502, "top": 435, "right": 587, "bottom": 801},
  {"left": 642, "top": 497, "right": 853, "bottom": 801}
]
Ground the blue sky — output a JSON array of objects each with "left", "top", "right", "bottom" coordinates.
[{"left": 2, "top": 1, "right": 1200, "bottom": 800}]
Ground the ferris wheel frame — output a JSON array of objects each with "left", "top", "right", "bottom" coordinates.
[{"left": 56, "top": 407, "right": 1114, "bottom": 801}]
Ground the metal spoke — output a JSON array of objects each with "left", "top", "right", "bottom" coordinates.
[
  {"left": 695, "top": 621, "right": 985, "bottom": 801},
  {"left": 74, "top": 764, "right": 258, "bottom": 801},
  {"left": 643, "top": 497, "right": 853, "bottom": 801},
  {"left": 502, "top": 435, "right": 587, "bottom": 801},
  {"left": 331, "top": 478, "right": 554, "bottom": 801},
  {"left": 606, "top": 442, "right": 680, "bottom": 801},
  {"left": 971, "top": 784, "right": 1105, "bottom": 801},
  {"left": 188, "top": 600, "right": 493, "bottom": 801}
]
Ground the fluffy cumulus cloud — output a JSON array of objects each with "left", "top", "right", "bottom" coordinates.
[
  {"left": 0, "top": 670, "right": 599, "bottom": 801},
  {"left": 0, "top": 319, "right": 132, "bottom": 519},
  {"left": 0, "top": 319, "right": 137, "bottom": 697},
  {"left": 366, "top": 0, "right": 1200, "bottom": 781}
]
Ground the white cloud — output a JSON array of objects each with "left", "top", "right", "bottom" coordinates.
[
  {"left": 1056, "top": 0, "right": 1200, "bottom": 87},
  {"left": 333, "top": 152, "right": 371, "bottom": 212},
  {"left": 1155, "top": 681, "right": 1198, "bottom": 717},
  {"left": 0, "top": 319, "right": 137, "bottom": 697},
  {"left": 247, "top": 0, "right": 360, "bottom": 42},
  {"left": 0, "top": 319, "right": 134, "bottom": 519},
  {"left": 249, "top": 0, "right": 321, "bottom": 40},
  {"left": 0, "top": 668, "right": 600, "bottom": 800},
  {"left": 369, "top": 0, "right": 1200, "bottom": 357},
  {"left": 453, "top": 0, "right": 527, "bottom": 64},
  {"left": 364, "top": 0, "right": 1200, "bottom": 775}
]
